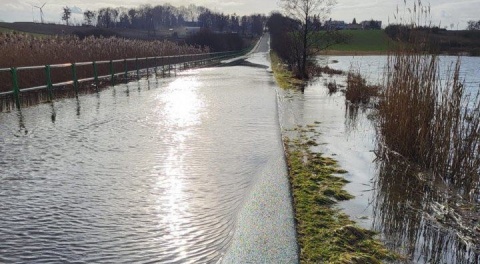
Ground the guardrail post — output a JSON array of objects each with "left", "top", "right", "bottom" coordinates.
[
  {"left": 145, "top": 58, "right": 149, "bottom": 78},
  {"left": 109, "top": 60, "right": 115, "bottom": 86},
  {"left": 10, "top": 67, "right": 21, "bottom": 109},
  {"left": 154, "top": 57, "right": 158, "bottom": 77},
  {"left": 135, "top": 58, "right": 140, "bottom": 80},
  {"left": 93, "top": 61, "right": 99, "bottom": 91},
  {"left": 124, "top": 59, "right": 128, "bottom": 82},
  {"left": 45, "top": 65, "right": 53, "bottom": 101},
  {"left": 162, "top": 57, "right": 165, "bottom": 78},
  {"left": 174, "top": 57, "right": 177, "bottom": 77},
  {"left": 71, "top": 63, "right": 79, "bottom": 96},
  {"left": 168, "top": 59, "right": 171, "bottom": 77}
]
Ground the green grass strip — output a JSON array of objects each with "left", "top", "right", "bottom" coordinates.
[
  {"left": 269, "top": 51, "right": 305, "bottom": 90},
  {"left": 284, "top": 125, "right": 397, "bottom": 263}
]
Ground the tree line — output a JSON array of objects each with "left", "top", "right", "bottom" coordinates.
[
  {"left": 75, "top": 4, "right": 265, "bottom": 37},
  {"left": 267, "top": 0, "right": 345, "bottom": 79},
  {"left": 467, "top": 20, "right": 480, "bottom": 31}
]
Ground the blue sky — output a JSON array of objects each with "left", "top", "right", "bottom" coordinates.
[{"left": 0, "top": 0, "right": 479, "bottom": 29}]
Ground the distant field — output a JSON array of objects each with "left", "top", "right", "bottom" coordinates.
[
  {"left": 327, "top": 30, "right": 391, "bottom": 52},
  {"left": 0, "top": 22, "right": 173, "bottom": 40},
  {"left": 0, "top": 25, "right": 47, "bottom": 37},
  {"left": 0, "top": 27, "right": 14, "bottom": 33}
]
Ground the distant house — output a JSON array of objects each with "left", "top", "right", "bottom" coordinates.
[
  {"left": 325, "top": 19, "right": 346, "bottom": 30},
  {"left": 173, "top": 26, "right": 201, "bottom": 38},
  {"left": 346, "top": 24, "right": 363, "bottom": 30},
  {"left": 185, "top": 27, "right": 201, "bottom": 36},
  {"left": 184, "top": 21, "right": 202, "bottom": 28},
  {"left": 360, "top": 20, "right": 382, "bottom": 29},
  {"left": 324, "top": 18, "right": 382, "bottom": 30}
]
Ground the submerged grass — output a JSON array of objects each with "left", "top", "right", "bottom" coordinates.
[
  {"left": 270, "top": 51, "right": 305, "bottom": 90},
  {"left": 345, "top": 72, "right": 380, "bottom": 104},
  {"left": 284, "top": 125, "right": 396, "bottom": 263}
]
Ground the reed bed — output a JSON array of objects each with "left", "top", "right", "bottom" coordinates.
[
  {"left": 308, "top": 65, "right": 343, "bottom": 76},
  {"left": 345, "top": 72, "right": 379, "bottom": 104},
  {"left": 377, "top": 46, "right": 480, "bottom": 198},
  {"left": 376, "top": 0, "right": 480, "bottom": 198},
  {"left": 0, "top": 32, "right": 208, "bottom": 93},
  {"left": 326, "top": 80, "right": 338, "bottom": 94}
]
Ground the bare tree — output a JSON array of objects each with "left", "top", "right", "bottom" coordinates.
[
  {"left": 62, "top": 6, "right": 72, "bottom": 26},
  {"left": 467, "top": 20, "right": 480, "bottom": 30},
  {"left": 280, "top": 0, "right": 336, "bottom": 78},
  {"left": 83, "top": 10, "right": 96, "bottom": 26}
]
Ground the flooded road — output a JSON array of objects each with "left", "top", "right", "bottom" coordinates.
[{"left": 0, "top": 35, "right": 297, "bottom": 263}]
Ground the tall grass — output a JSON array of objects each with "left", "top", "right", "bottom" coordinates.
[
  {"left": 377, "top": 0, "right": 480, "bottom": 198},
  {"left": 345, "top": 72, "right": 379, "bottom": 104},
  {"left": 0, "top": 32, "right": 208, "bottom": 93}
]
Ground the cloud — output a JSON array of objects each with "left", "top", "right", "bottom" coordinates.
[
  {"left": 219, "top": 2, "right": 244, "bottom": 7},
  {"left": 69, "top": 6, "right": 83, "bottom": 14}
]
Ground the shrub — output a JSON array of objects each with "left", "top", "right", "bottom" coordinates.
[{"left": 345, "top": 72, "right": 379, "bottom": 104}]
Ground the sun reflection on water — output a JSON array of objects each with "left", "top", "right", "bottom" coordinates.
[
  {"left": 152, "top": 75, "right": 205, "bottom": 259},
  {"left": 162, "top": 77, "right": 205, "bottom": 128}
]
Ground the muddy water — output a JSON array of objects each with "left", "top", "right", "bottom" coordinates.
[
  {"left": 277, "top": 55, "right": 480, "bottom": 264},
  {"left": 0, "top": 35, "right": 297, "bottom": 263}
]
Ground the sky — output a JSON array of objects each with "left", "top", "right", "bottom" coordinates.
[{"left": 0, "top": 0, "right": 479, "bottom": 29}]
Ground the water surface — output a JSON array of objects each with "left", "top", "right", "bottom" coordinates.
[
  {"left": 277, "top": 55, "right": 480, "bottom": 263},
  {"left": 0, "top": 37, "right": 297, "bottom": 263}
]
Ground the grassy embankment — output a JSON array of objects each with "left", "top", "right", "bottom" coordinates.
[
  {"left": 284, "top": 125, "right": 396, "bottom": 263},
  {"left": 269, "top": 51, "right": 305, "bottom": 89},
  {"left": 270, "top": 52, "right": 396, "bottom": 262},
  {"left": 0, "top": 26, "right": 46, "bottom": 37},
  {"left": 321, "top": 29, "right": 391, "bottom": 55},
  {"left": 0, "top": 22, "right": 167, "bottom": 40}
]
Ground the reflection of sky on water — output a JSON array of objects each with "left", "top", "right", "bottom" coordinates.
[{"left": 322, "top": 55, "right": 480, "bottom": 93}]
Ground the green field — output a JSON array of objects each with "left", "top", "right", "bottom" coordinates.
[
  {"left": 0, "top": 26, "right": 47, "bottom": 37},
  {"left": 0, "top": 27, "right": 15, "bottom": 33},
  {"left": 328, "top": 30, "right": 391, "bottom": 52}
]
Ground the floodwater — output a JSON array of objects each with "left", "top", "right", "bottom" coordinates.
[
  {"left": 277, "top": 55, "right": 480, "bottom": 264},
  {"left": 0, "top": 35, "right": 298, "bottom": 263}
]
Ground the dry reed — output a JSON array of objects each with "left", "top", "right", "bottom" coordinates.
[
  {"left": 309, "top": 65, "right": 343, "bottom": 76},
  {"left": 377, "top": 0, "right": 480, "bottom": 197},
  {"left": 378, "top": 52, "right": 480, "bottom": 196},
  {"left": 0, "top": 32, "right": 208, "bottom": 93},
  {"left": 345, "top": 72, "right": 379, "bottom": 104},
  {"left": 327, "top": 80, "right": 338, "bottom": 94}
]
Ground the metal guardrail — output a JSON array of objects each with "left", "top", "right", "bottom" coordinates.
[{"left": 0, "top": 48, "right": 251, "bottom": 109}]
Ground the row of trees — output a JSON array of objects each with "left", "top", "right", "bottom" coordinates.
[
  {"left": 58, "top": 0, "right": 340, "bottom": 77},
  {"left": 467, "top": 20, "right": 480, "bottom": 30},
  {"left": 268, "top": 0, "right": 343, "bottom": 79},
  {"left": 77, "top": 4, "right": 265, "bottom": 36}
]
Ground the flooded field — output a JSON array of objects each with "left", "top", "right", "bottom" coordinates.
[{"left": 277, "top": 55, "right": 480, "bottom": 263}]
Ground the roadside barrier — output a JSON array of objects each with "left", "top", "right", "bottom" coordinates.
[{"left": 0, "top": 48, "right": 250, "bottom": 109}]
